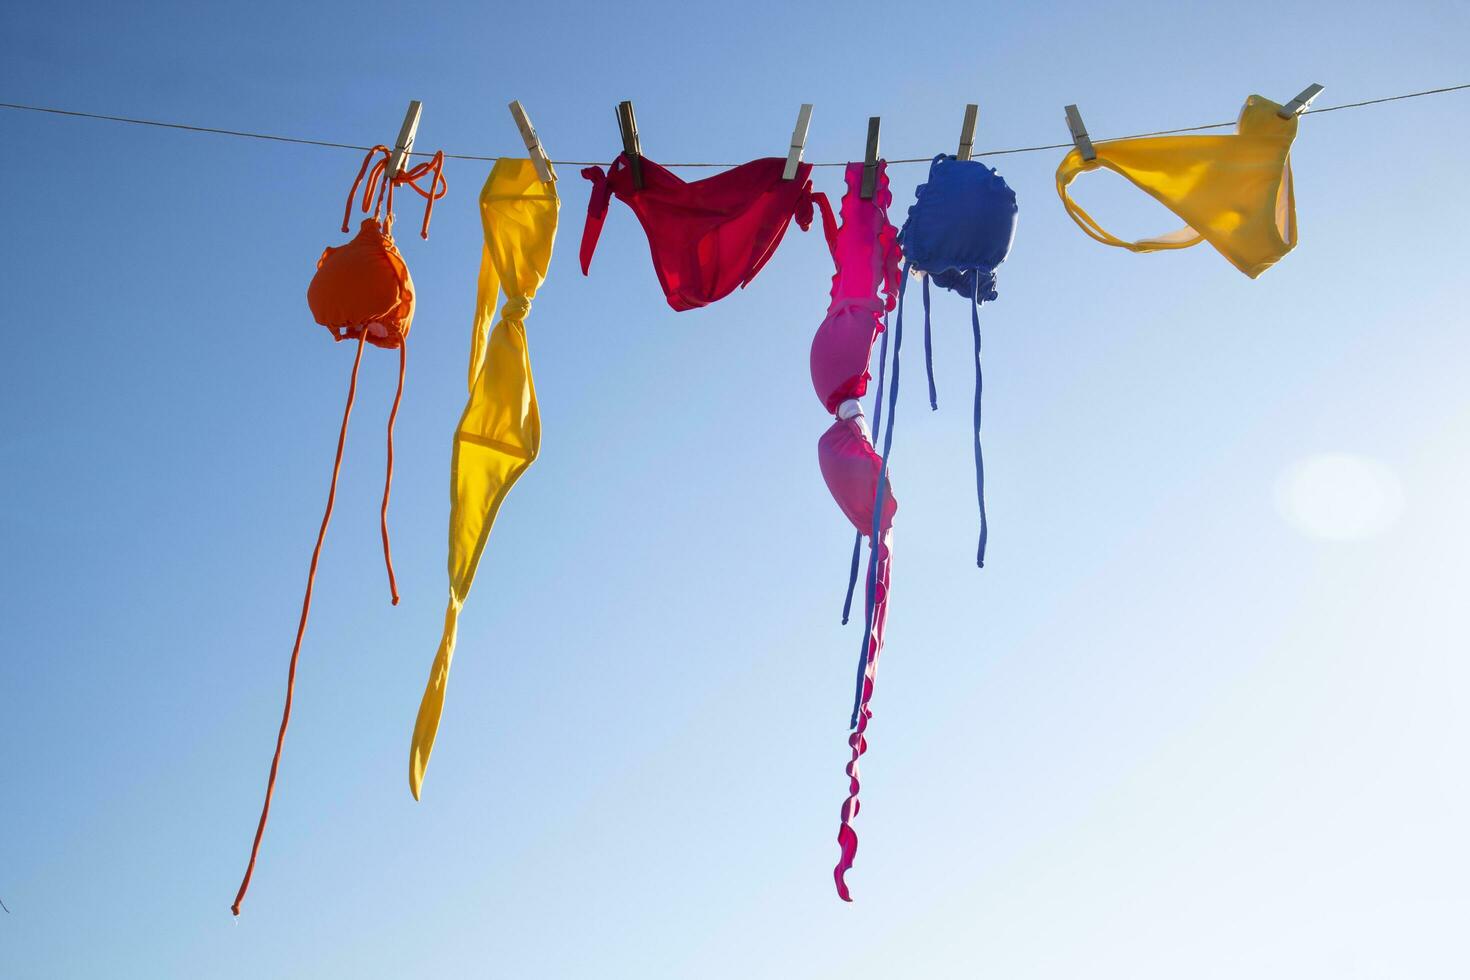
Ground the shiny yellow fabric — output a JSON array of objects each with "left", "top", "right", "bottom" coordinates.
[
  {"left": 1056, "top": 95, "right": 1299, "bottom": 278},
  {"left": 410, "top": 159, "right": 558, "bottom": 798}
]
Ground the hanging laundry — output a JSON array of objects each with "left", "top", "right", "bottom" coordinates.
[
  {"left": 232, "top": 143, "right": 446, "bottom": 916},
  {"left": 809, "top": 160, "right": 903, "bottom": 901},
  {"left": 580, "top": 155, "right": 835, "bottom": 310},
  {"left": 409, "top": 158, "right": 558, "bottom": 800},
  {"left": 899, "top": 154, "right": 1018, "bottom": 566},
  {"left": 1055, "top": 95, "right": 1300, "bottom": 278}
]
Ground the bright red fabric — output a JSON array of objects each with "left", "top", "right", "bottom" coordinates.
[{"left": 580, "top": 154, "right": 836, "bottom": 311}]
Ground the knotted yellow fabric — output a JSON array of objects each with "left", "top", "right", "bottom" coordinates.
[
  {"left": 1056, "top": 95, "right": 1300, "bottom": 278},
  {"left": 410, "top": 158, "right": 558, "bottom": 798}
]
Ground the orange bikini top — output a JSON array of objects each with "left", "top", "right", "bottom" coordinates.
[
  {"left": 234, "top": 144, "right": 444, "bottom": 917},
  {"left": 307, "top": 144, "right": 446, "bottom": 347}
]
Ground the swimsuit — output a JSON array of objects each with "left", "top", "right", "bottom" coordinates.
[
  {"left": 817, "top": 156, "right": 1015, "bottom": 901},
  {"left": 233, "top": 144, "right": 445, "bottom": 915},
  {"left": 410, "top": 158, "right": 559, "bottom": 800},
  {"left": 1056, "top": 95, "right": 1299, "bottom": 278},
  {"left": 809, "top": 160, "right": 902, "bottom": 901},
  {"left": 580, "top": 154, "right": 835, "bottom": 310},
  {"left": 899, "top": 154, "right": 1018, "bottom": 566}
]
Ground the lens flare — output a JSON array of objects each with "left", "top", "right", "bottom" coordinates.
[{"left": 1274, "top": 453, "right": 1404, "bottom": 541}]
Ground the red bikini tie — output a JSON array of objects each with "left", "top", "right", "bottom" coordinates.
[{"left": 579, "top": 163, "right": 616, "bottom": 274}]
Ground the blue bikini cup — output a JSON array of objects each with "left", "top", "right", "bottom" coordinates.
[{"left": 900, "top": 155, "right": 1018, "bottom": 299}]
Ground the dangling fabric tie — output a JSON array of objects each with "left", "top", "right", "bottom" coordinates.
[
  {"left": 232, "top": 333, "right": 367, "bottom": 916},
  {"left": 380, "top": 341, "right": 406, "bottom": 602},
  {"left": 833, "top": 271, "right": 906, "bottom": 901},
  {"left": 337, "top": 143, "right": 446, "bottom": 245},
  {"left": 834, "top": 533, "right": 889, "bottom": 902},
  {"left": 342, "top": 144, "right": 390, "bottom": 231},
  {"left": 840, "top": 532, "right": 861, "bottom": 625},
  {"left": 921, "top": 273, "right": 937, "bottom": 410},
  {"left": 394, "top": 151, "right": 448, "bottom": 239},
  {"left": 850, "top": 265, "right": 906, "bottom": 729},
  {"left": 577, "top": 165, "right": 614, "bottom": 273},
  {"left": 799, "top": 182, "right": 841, "bottom": 256},
  {"left": 841, "top": 303, "right": 893, "bottom": 626},
  {"left": 342, "top": 145, "right": 447, "bottom": 241},
  {"left": 970, "top": 278, "right": 988, "bottom": 567}
]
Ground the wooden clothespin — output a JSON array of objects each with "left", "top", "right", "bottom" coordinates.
[
  {"left": 617, "top": 101, "right": 643, "bottom": 189},
  {"left": 1064, "top": 104, "right": 1095, "bottom": 162},
  {"left": 860, "top": 116, "right": 881, "bottom": 199},
  {"left": 783, "top": 104, "right": 814, "bottom": 180},
  {"left": 956, "top": 103, "right": 979, "bottom": 161},
  {"left": 1277, "top": 83, "right": 1325, "bottom": 119},
  {"left": 387, "top": 100, "right": 423, "bottom": 178},
  {"left": 508, "top": 100, "right": 556, "bottom": 183}
]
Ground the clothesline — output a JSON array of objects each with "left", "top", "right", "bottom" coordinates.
[{"left": 2, "top": 83, "right": 1467, "bottom": 168}]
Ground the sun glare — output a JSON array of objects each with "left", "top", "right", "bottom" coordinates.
[{"left": 1274, "top": 453, "right": 1404, "bottom": 541}]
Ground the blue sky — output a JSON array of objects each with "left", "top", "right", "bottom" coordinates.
[{"left": 2, "top": 1, "right": 1468, "bottom": 976}]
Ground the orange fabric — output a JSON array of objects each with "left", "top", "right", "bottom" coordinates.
[
  {"left": 380, "top": 341, "right": 406, "bottom": 605},
  {"left": 233, "top": 145, "right": 446, "bottom": 915},
  {"left": 342, "top": 143, "right": 448, "bottom": 241},
  {"left": 308, "top": 217, "right": 416, "bottom": 348}
]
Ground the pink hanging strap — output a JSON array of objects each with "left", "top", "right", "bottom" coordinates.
[{"left": 834, "top": 537, "right": 891, "bottom": 901}]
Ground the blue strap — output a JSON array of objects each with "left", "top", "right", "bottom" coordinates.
[
  {"left": 871, "top": 308, "right": 891, "bottom": 446},
  {"left": 842, "top": 308, "right": 892, "bottom": 625},
  {"left": 850, "top": 265, "right": 908, "bottom": 729},
  {"left": 922, "top": 273, "right": 937, "bottom": 410},
  {"left": 840, "top": 532, "right": 861, "bottom": 625},
  {"left": 971, "top": 276, "right": 988, "bottom": 567}
]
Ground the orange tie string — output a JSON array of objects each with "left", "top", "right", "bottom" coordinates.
[
  {"left": 232, "top": 332, "right": 369, "bottom": 916},
  {"left": 380, "top": 341, "right": 406, "bottom": 605},
  {"left": 339, "top": 145, "right": 446, "bottom": 240},
  {"left": 341, "top": 145, "right": 391, "bottom": 233},
  {"left": 395, "top": 150, "right": 447, "bottom": 239}
]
